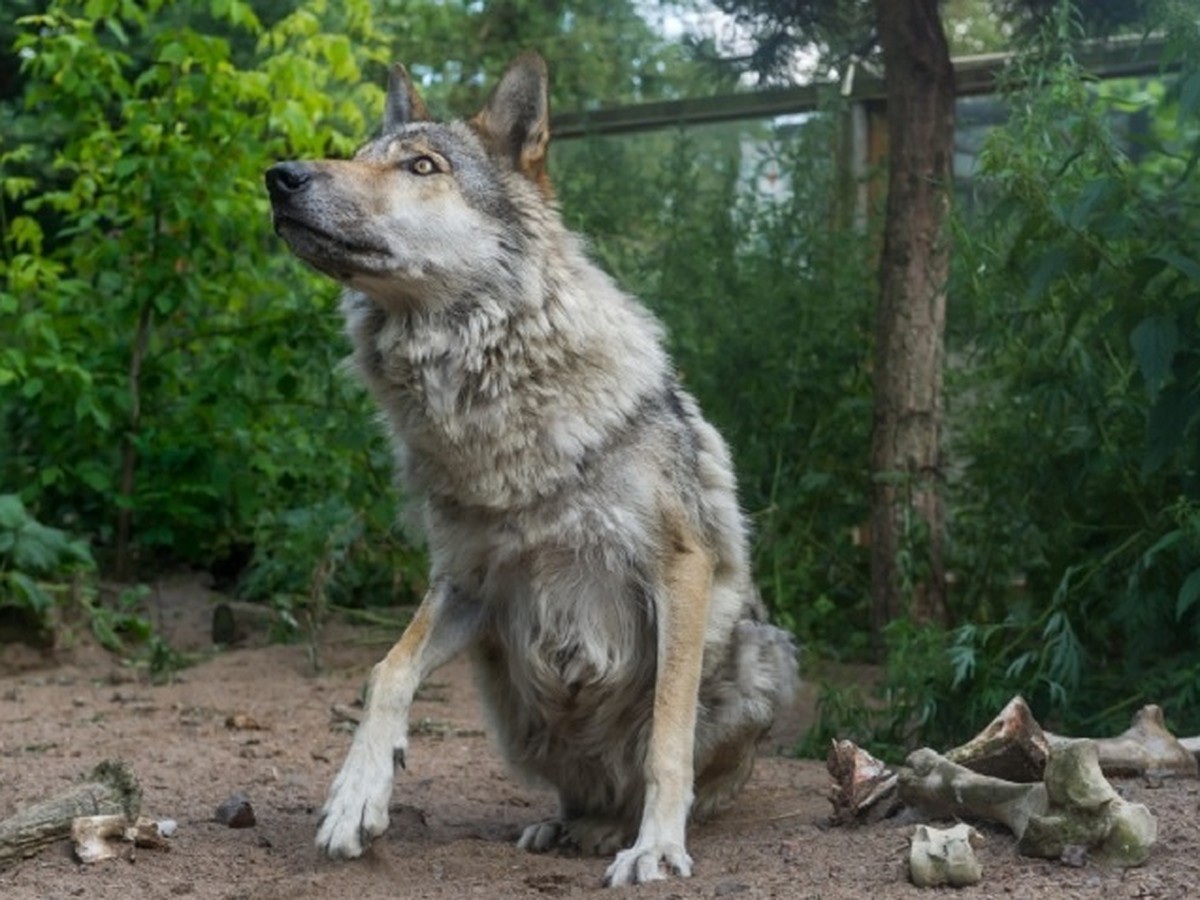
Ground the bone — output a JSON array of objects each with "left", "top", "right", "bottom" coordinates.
[
  {"left": 909, "top": 823, "right": 984, "bottom": 887},
  {"left": 826, "top": 739, "right": 901, "bottom": 825},
  {"left": 72, "top": 814, "right": 170, "bottom": 863},
  {"left": 900, "top": 740, "right": 1156, "bottom": 867},
  {"left": 1046, "top": 705, "right": 1198, "bottom": 779},
  {"left": 900, "top": 747, "right": 1047, "bottom": 837},
  {"left": 945, "top": 695, "right": 1050, "bottom": 782}
]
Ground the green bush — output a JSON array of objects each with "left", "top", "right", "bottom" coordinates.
[{"left": 1, "top": 0, "right": 402, "bottom": 584}]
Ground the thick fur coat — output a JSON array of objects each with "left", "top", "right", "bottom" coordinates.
[{"left": 265, "top": 53, "right": 797, "bottom": 886}]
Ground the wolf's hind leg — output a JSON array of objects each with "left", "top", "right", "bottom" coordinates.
[
  {"left": 317, "top": 579, "right": 480, "bottom": 858},
  {"left": 693, "top": 620, "right": 797, "bottom": 819}
]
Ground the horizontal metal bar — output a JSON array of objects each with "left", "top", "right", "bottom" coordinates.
[{"left": 551, "top": 34, "right": 1169, "bottom": 140}]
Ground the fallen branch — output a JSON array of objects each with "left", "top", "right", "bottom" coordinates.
[{"left": 0, "top": 760, "right": 141, "bottom": 869}]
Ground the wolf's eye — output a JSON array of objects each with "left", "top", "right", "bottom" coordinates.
[{"left": 409, "top": 156, "right": 438, "bottom": 176}]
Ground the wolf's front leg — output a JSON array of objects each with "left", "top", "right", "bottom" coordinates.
[
  {"left": 317, "top": 579, "right": 479, "bottom": 858},
  {"left": 604, "top": 519, "right": 713, "bottom": 887}
]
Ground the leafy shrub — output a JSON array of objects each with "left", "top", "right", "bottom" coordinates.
[
  {"left": 1, "top": 0, "right": 398, "bottom": 581},
  {"left": 0, "top": 493, "right": 95, "bottom": 635}
]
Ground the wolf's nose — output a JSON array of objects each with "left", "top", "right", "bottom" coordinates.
[{"left": 265, "top": 162, "right": 313, "bottom": 196}]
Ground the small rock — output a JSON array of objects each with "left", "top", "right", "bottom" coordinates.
[
  {"left": 215, "top": 793, "right": 256, "bottom": 828},
  {"left": 158, "top": 818, "right": 179, "bottom": 838}
]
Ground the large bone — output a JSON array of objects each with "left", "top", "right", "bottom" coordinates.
[
  {"left": 1046, "top": 705, "right": 1198, "bottom": 779},
  {"left": 947, "top": 698, "right": 1198, "bottom": 782},
  {"left": 0, "top": 760, "right": 141, "bottom": 869},
  {"left": 945, "top": 695, "right": 1049, "bottom": 782},
  {"left": 900, "top": 740, "right": 1156, "bottom": 867}
]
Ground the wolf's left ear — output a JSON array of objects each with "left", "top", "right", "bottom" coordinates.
[
  {"left": 383, "top": 63, "right": 429, "bottom": 134},
  {"left": 472, "top": 52, "right": 551, "bottom": 189}
]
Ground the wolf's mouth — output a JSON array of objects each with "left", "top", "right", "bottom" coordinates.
[{"left": 272, "top": 213, "right": 390, "bottom": 260}]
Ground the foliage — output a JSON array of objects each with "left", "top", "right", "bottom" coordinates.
[
  {"left": 0, "top": 493, "right": 95, "bottom": 629},
  {"left": 0, "top": 493, "right": 176, "bottom": 675},
  {"left": 806, "top": 0, "right": 1200, "bottom": 756},
  {"left": 1, "top": 0, "right": 401, "bottom": 586},
  {"left": 373, "top": 0, "right": 730, "bottom": 112},
  {"left": 945, "top": 2, "right": 1200, "bottom": 737}
]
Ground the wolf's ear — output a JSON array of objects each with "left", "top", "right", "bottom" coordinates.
[
  {"left": 383, "top": 63, "right": 429, "bottom": 134},
  {"left": 472, "top": 52, "right": 551, "bottom": 189}
]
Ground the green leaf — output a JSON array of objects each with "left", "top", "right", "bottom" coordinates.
[
  {"left": 0, "top": 495, "right": 28, "bottom": 531},
  {"left": 2, "top": 571, "right": 52, "bottom": 613},
  {"left": 1177, "top": 569, "right": 1200, "bottom": 620},
  {"left": 1130, "top": 315, "right": 1178, "bottom": 400},
  {"left": 1150, "top": 251, "right": 1200, "bottom": 285}
]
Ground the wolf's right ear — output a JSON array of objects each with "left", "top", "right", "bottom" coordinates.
[{"left": 383, "top": 63, "right": 429, "bottom": 134}]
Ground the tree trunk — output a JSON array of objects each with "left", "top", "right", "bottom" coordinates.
[{"left": 868, "top": 0, "right": 955, "bottom": 651}]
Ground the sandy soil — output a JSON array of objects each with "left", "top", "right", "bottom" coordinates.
[{"left": 1, "top": 573, "right": 1197, "bottom": 899}]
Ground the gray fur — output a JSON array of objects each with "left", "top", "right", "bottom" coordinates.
[{"left": 265, "top": 53, "right": 797, "bottom": 885}]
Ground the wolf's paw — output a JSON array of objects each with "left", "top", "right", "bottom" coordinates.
[
  {"left": 603, "top": 841, "right": 693, "bottom": 886},
  {"left": 315, "top": 740, "right": 403, "bottom": 858},
  {"left": 517, "top": 819, "right": 563, "bottom": 852}
]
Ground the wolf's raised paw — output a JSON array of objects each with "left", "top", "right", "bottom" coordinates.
[
  {"left": 315, "top": 738, "right": 400, "bottom": 858},
  {"left": 604, "top": 841, "right": 693, "bottom": 886}
]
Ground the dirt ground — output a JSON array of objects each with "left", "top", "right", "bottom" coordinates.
[{"left": 1, "top": 574, "right": 1198, "bottom": 899}]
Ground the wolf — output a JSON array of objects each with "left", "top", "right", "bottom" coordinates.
[{"left": 264, "top": 52, "right": 797, "bottom": 886}]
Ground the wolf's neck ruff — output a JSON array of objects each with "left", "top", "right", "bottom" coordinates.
[{"left": 339, "top": 226, "right": 671, "bottom": 512}]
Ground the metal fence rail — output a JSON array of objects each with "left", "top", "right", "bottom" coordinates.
[{"left": 552, "top": 35, "right": 1168, "bottom": 140}]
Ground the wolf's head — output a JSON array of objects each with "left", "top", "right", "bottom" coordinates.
[{"left": 266, "top": 54, "right": 551, "bottom": 311}]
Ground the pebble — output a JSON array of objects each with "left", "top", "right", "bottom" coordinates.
[{"left": 215, "top": 793, "right": 256, "bottom": 828}]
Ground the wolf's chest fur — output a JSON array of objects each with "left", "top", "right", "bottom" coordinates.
[{"left": 341, "top": 258, "right": 670, "bottom": 512}]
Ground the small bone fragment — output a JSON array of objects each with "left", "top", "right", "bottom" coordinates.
[
  {"left": 1046, "top": 706, "right": 1198, "bottom": 779},
  {"left": 72, "top": 814, "right": 170, "bottom": 863},
  {"left": 0, "top": 760, "right": 141, "bottom": 869},
  {"left": 826, "top": 739, "right": 901, "bottom": 824},
  {"left": 909, "top": 823, "right": 984, "bottom": 887},
  {"left": 72, "top": 814, "right": 129, "bottom": 863},
  {"left": 946, "top": 696, "right": 1049, "bottom": 782}
]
